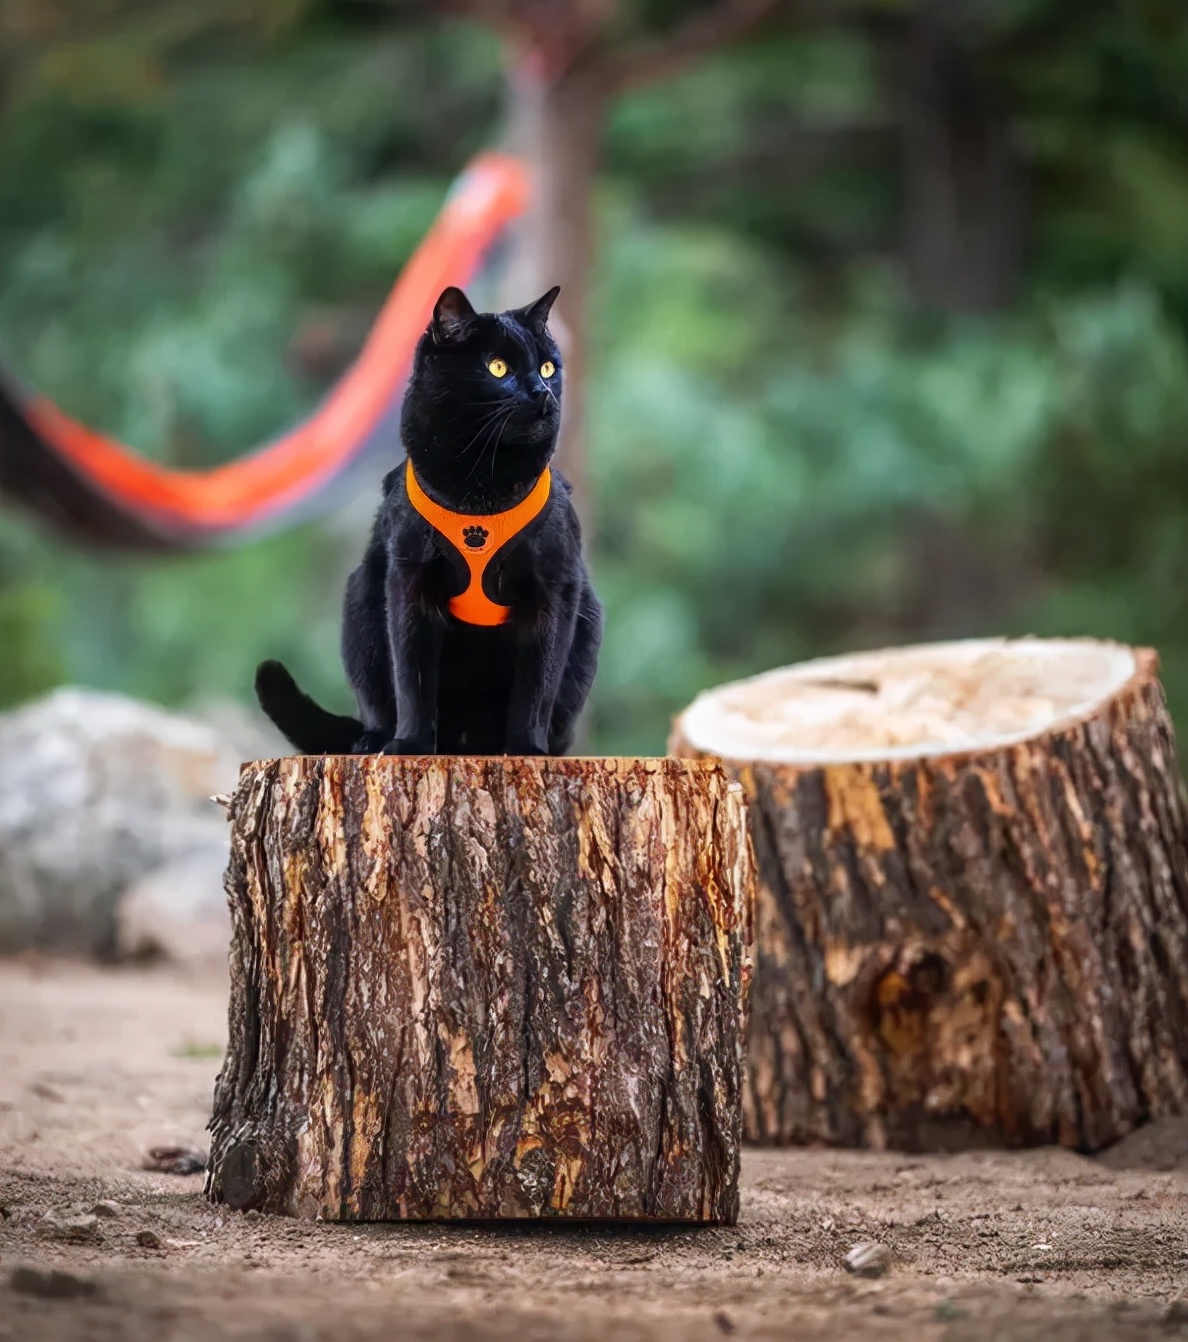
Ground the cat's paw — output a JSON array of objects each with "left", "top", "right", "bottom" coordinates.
[
  {"left": 462, "top": 525, "right": 490, "bottom": 551},
  {"left": 382, "top": 735, "right": 434, "bottom": 756},
  {"left": 505, "top": 735, "right": 549, "bottom": 757},
  {"left": 352, "top": 729, "right": 389, "bottom": 755}
]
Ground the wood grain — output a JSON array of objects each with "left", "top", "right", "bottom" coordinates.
[
  {"left": 672, "top": 645, "right": 1188, "bottom": 1151},
  {"left": 207, "top": 755, "right": 754, "bottom": 1221}
]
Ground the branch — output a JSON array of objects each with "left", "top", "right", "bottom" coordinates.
[
  {"left": 437, "top": 0, "right": 610, "bottom": 80},
  {"left": 601, "top": 0, "right": 786, "bottom": 95}
]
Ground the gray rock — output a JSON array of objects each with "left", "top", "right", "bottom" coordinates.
[
  {"left": 0, "top": 688, "right": 243, "bottom": 955},
  {"left": 136, "top": 1229, "right": 165, "bottom": 1250},
  {"left": 843, "top": 1241, "right": 892, "bottom": 1278},
  {"left": 143, "top": 1145, "right": 208, "bottom": 1175},
  {"left": 89, "top": 1200, "right": 121, "bottom": 1219},
  {"left": 116, "top": 848, "right": 231, "bottom": 966},
  {"left": 184, "top": 695, "right": 289, "bottom": 766}
]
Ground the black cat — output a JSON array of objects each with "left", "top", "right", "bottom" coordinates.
[{"left": 256, "top": 285, "right": 602, "bottom": 756}]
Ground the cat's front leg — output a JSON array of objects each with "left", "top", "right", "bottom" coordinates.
[
  {"left": 505, "top": 593, "right": 579, "bottom": 756},
  {"left": 383, "top": 573, "right": 444, "bottom": 755},
  {"left": 548, "top": 579, "right": 603, "bottom": 754}
]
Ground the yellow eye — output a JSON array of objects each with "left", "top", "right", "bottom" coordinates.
[
  {"left": 540, "top": 360, "right": 556, "bottom": 379},
  {"left": 487, "top": 358, "right": 509, "bottom": 378}
]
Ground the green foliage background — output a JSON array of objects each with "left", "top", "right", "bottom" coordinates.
[{"left": 2, "top": 2, "right": 1187, "bottom": 751}]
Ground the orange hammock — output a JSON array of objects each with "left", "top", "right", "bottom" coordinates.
[{"left": 0, "top": 153, "right": 529, "bottom": 550}]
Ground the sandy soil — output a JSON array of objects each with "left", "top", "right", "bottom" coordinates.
[{"left": 1, "top": 958, "right": 1186, "bottom": 1342}]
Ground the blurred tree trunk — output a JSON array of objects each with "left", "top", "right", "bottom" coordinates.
[
  {"left": 481, "top": 0, "right": 779, "bottom": 524},
  {"left": 899, "top": 0, "right": 1026, "bottom": 312},
  {"left": 503, "top": 56, "right": 608, "bottom": 520}
]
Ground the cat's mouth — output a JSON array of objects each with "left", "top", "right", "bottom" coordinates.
[{"left": 513, "top": 400, "right": 559, "bottom": 437}]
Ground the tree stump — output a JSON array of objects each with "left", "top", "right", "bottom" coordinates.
[
  {"left": 671, "top": 638, "right": 1188, "bottom": 1151},
  {"left": 206, "top": 755, "right": 753, "bottom": 1221}
]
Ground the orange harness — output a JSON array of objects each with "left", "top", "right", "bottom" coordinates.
[{"left": 405, "top": 461, "right": 552, "bottom": 626}]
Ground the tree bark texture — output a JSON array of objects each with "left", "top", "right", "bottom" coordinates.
[
  {"left": 207, "top": 755, "right": 753, "bottom": 1221},
  {"left": 671, "top": 644, "right": 1188, "bottom": 1151}
]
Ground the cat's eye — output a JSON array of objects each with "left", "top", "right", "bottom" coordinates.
[
  {"left": 540, "top": 360, "right": 556, "bottom": 379},
  {"left": 487, "top": 358, "right": 509, "bottom": 378}
]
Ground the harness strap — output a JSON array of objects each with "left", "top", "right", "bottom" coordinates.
[{"left": 404, "top": 461, "right": 552, "bottom": 626}]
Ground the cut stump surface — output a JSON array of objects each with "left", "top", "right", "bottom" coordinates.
[
  {"left": 207, "top": 755, "right": 753, "bottom": 1221},
  {"left": 671, "top": 637, "right": 1188, "bottom": 1151}
]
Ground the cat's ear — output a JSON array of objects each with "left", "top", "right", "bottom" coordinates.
[
  {"left": 515, "top": 286, "right": 561, "bottom": 335},
  {"left": 431, "top": 287, "right": 477, "bottom": 344}
]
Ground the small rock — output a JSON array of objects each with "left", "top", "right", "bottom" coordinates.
[
  {"left": 713, "top": 1311, "right": 736, "bottom": 1335},
  {"left": 843, "top": 1241, "right": 891, "bottom": 1278},
  {"left": 90, "top": 1200, "right": 121, "bottom": 1219},
  {"left": 1165, "top": 1295, "right": 1188, "bottom": 1326},
  {"left": 143, "top": 1145, "right": 207, "bottom": 1175},
  {"left": 136, "top": 1229, "right": 165, "bottom": 1250},
  {"left": 36, "top": 1213, "right": 103, "bottom": 1246},
  {"left": 9, "top": 1265, "right": 99, "bottom": 1299}
]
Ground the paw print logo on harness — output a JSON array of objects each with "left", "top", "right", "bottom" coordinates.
[{"left": 462, "top": 525, "right": 490, "bottom": 551}]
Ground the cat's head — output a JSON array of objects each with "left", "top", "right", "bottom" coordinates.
[{"left": 403, "top": 287, "right": 563, "bottom": 494}]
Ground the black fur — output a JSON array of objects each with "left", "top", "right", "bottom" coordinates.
[{"left": 257, "top": 285, "right": 602, "bottom": 756}]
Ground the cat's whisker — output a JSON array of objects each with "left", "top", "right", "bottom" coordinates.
[
  {"left": 460, "top": 407, "right": 514, "bottom": 491},
  {"left": 488, "top": 411, "right": 514, "bottom": 493},
  {"left": 453, "top": 404, "right": 514, "bottom": 462},
  {"left": 463, "top": 405, "right": 512, "bottom": 454}
]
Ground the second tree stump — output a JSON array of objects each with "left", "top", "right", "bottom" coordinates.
[
  {"left": 672, "top": 638, "right": 1188, "bottom": 1151},
  {"left": 206, "top": 755, "right": 753, "bottom": 1221}
]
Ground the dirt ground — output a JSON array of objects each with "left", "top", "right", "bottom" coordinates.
[{"left": 1, "top": 958, "right": 1186, "bottom": 1342}]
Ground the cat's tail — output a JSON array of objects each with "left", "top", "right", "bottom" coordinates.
[{"left": 255, "top": 660, "right": 363, "bottom": 755}]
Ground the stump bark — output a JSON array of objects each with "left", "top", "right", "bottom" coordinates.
[
  {"left": 671, "top": 638, "right": 1188, "bottom": 1151},
  {"left": 207, "top": 755, "right": 753, "bottom": 1221}
]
